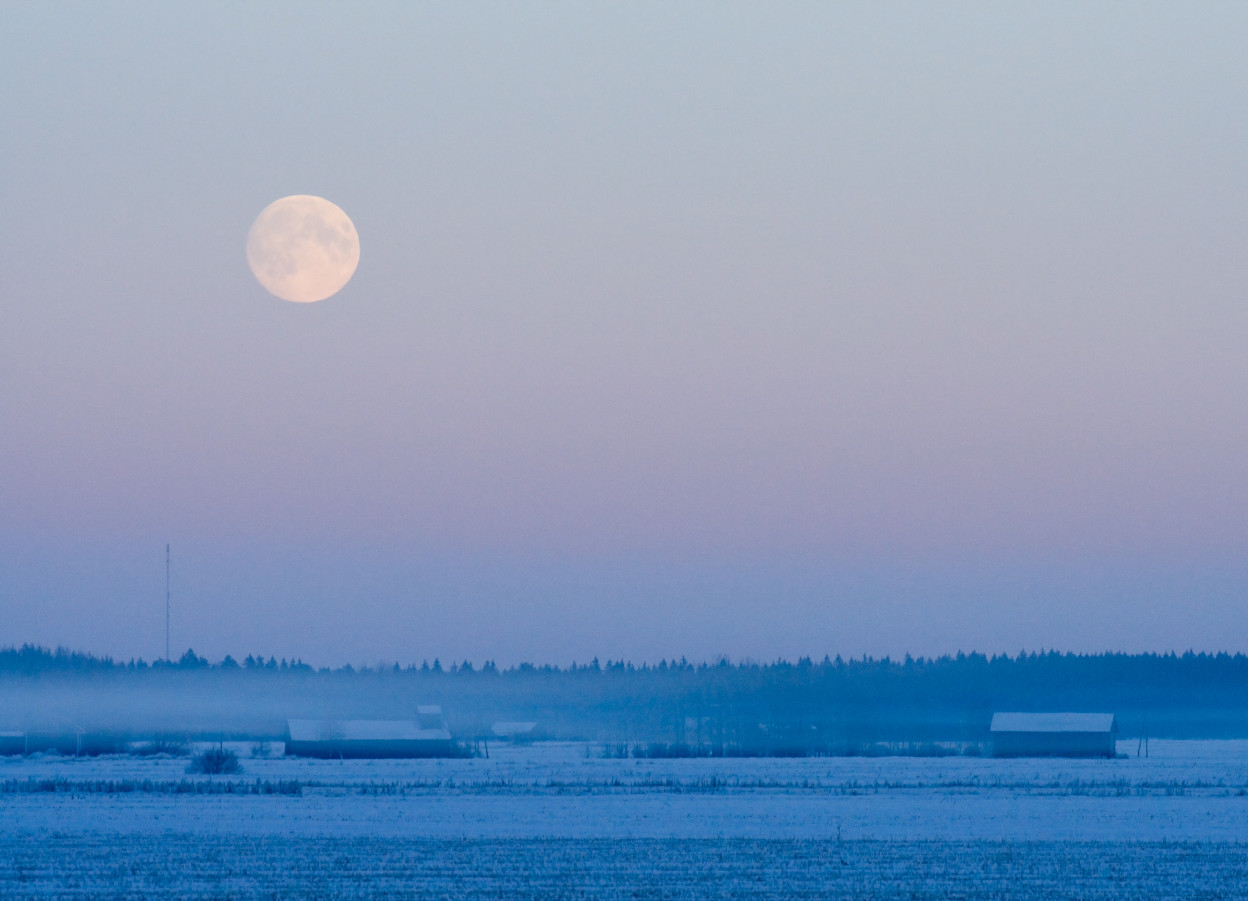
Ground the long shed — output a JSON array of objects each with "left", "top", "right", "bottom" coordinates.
[
  {"left": 990, "top": 712, "right": 1117, "bottom": 758},
  {"left": 286, "top": 711, "right": 454, "bottom": 758}
]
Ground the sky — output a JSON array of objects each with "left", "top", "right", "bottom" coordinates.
[{"left": 2, "top": 2, "right": 1247, "bottom": 667}]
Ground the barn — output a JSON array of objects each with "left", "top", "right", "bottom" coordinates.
[
  {"left": 8, "top": 730, "right": 124, "bottom": 756},
  {"left": 492, "top": 721, "right": 538, "bottom": 743},
  {"left": 286, "top": 706, "right": 455, "bottom": 758},
  {"left": 990, "top": 712, "right": 1118, "bottom": 758}
]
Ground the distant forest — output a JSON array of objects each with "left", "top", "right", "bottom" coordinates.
[{"left": 3, "top": 645, "right": 1247, "bottom": 742}]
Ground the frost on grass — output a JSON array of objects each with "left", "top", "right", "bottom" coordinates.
[{"left": 4, "top": 836, "right": 1248, "bottom": 900}]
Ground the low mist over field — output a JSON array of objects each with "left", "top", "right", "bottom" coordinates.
[{"left": 4, "top": 645, "right": 1247, "bottom": 744}]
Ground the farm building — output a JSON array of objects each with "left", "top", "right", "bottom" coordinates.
[
  {"left": 286, "top": 707, "right": 455, "bottom": 758},
  {"left": 492, "top": 721, "right": 538, "bottom": 743},
  {"left": 990, "top": 712, "right": 1117, "bottom": 758},
  {"left": 0, "top": 729, "right": 124, "bottom": 757}
]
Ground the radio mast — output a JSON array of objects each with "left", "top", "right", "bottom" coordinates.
[{"left": 165, "top": 544, "right": 171, "bottom": 662}]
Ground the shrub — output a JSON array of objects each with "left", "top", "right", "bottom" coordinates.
[{"left": 186, "top": 747, "right": 243, "bottom": 775}]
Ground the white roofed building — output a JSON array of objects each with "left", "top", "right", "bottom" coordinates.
[
  {"left": 990, "top": 712, "right": 1117, "bottom": 758},
  {"left": 286, "top": 710, "right": 455, "bottom": 758},
  {"left": 492, "top": 721, "right": 538, "bottom": 741}
]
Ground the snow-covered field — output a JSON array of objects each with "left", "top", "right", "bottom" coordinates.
[
  {"left": 6, "top": 835, "right": 1248, "bottom": 900},
  {"left": 3, "top": 741, "right": 1247, "bottom": 898}
]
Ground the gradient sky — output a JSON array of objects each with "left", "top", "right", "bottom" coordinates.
[{"left": 3, "top": 2, "right": 1247, "bottom": 666}]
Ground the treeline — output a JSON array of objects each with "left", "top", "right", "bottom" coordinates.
[{"left": 0, "top": 645, "right": 319, "bottom": 675}]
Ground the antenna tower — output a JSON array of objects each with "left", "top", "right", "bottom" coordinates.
[{"left": 165, "top": 544, "right": 171, "bottom": 662}]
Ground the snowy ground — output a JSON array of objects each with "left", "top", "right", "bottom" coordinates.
[
  {"left": 2, "top": 741, "right": 1247, "bottom": 897},
  {"left": 6, "top": 835, "right": 1248, "bottom": 900},
  {"left": 4, "top": 739, "right": 1247, "bottom": 840}
]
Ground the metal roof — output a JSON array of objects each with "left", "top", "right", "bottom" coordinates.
[
  {"left": 990, "top": 712, "right": 1116, "bottom": 733},
  {"left": 287, "top": 719, "right": 451, "bottom": 742}
]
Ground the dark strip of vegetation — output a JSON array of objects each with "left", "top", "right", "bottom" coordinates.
[
  {"left": 6, "top": 643, "right": 1248, "bottom": 690},
  {"left": 2, "top": 776, "right": 1235, "bottom": 798},
  {"left": 0, "top": 778, "right": 300, "bottom": 795}
]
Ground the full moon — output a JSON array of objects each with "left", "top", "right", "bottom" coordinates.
[{"left": 246, "top": 195, "right": 360, "bottom": 303}]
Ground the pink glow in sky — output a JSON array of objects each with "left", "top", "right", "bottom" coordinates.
[{"left": 2, "top": 3, "right": 1247, "bottom": 665}]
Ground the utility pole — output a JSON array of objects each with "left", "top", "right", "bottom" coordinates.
[{"left": 165, "top": 544, "right": 171, "bottom": 662}]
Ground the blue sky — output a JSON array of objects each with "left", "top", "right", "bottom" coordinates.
[{"left": 2, "top": 3, "right": 1247, "bottom": 665}]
